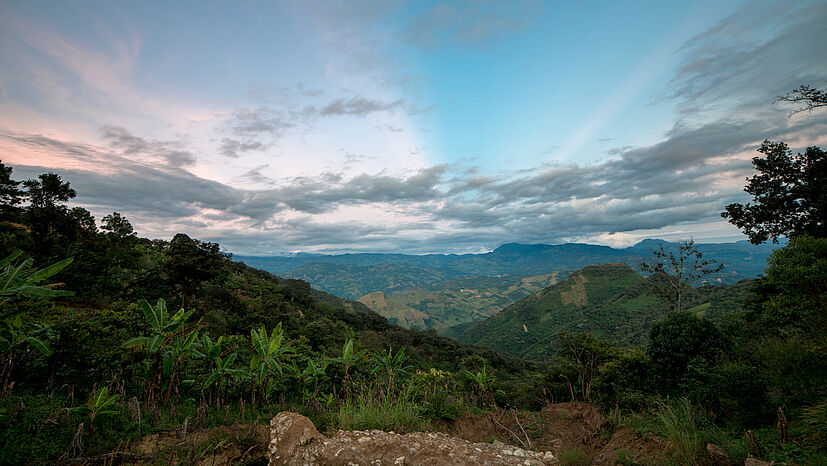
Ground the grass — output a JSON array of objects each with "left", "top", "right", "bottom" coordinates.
[
  {"left": 559, "top": 447, "right": 590, "bottom": 465},
  {"left": 627, "top": 398, "right": 748, "bottom": 465},
  {"left": 613, "top": 449, "right": 641, "bottom": 466},
  {"left": 328, "top": 391, "right": 430, "bottom": 434}
]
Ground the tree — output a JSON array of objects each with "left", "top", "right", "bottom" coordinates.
[
  {"left": 640, "top": 239, "right": 724, "bottom": 312},
  {"left": 557, "top": 332, "right": 617, "bottom": 402},
  {"left": 776, "top": 85, "right": 827, "bottom": 115},
  {"left": 0, "top": 161, "right": 24, "bottom": 222},
  {"left": 648, "top": 311, "right": 724, "bottom": 395},
  {"left": 164, "top": 233, "right": 229, "bottom": 308},
  {"left": 22, "top": 173, "right": 78, "bottom": 261},
  {"left": 722, "top": 141, "right": 826, "bottom": 244}
]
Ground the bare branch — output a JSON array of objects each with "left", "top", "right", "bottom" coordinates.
[{"left": 775, "top": 85, "right": 827, "bottom": 116}]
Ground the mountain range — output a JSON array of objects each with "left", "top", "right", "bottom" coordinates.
[{"left": 237, "top": 240, "right": 777, "bottom": 301}]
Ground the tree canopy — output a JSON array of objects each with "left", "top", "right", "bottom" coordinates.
[{"left": 722, "top": 141, "right": 826, "bottom": 244}]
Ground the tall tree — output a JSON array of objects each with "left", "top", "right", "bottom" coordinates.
[
  {"left": 164, "top": 233, "right": 228, "bottom": 308},
  {"left": 722, "top": 141, "right": 826, "bottom": 244},
  {"left": 0, "top": 161, "right": 24, "bottom": 222},
  {"left": 22, "top": 173, "right": 77, "bottom": 261},
  {"left": 640, "top": 239, "right": 723, "bottom": 313}
]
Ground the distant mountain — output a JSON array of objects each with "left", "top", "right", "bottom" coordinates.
[
  {"left": 236, "top": 239, "right": 777, "bottom": 300},
  {"left": 284, "top": 262, "right": 450, "bottom": 300},
  {"left": 357, "top": 272, "right": 565, "bottom": 331},
  {"left": 444, "top": 263, "right": 755, "bottom": 360}
]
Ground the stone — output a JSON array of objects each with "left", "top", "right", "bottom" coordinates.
[
  {"left": 744, "top": 458, "right": 775, "bottom": 466},
  {"left": 706, "top": 443, "right": 729, "bottom": 463},
  {"left": 268, "top": 412, "right": 559, "bottom": 465}
]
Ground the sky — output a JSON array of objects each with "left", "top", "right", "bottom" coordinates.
[{"left": 1, "top": 0, "right": 826, "bottom": 255}]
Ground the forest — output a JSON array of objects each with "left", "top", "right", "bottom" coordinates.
[{"left": 0, "top": 90, "right": 825, "bottom": 465}]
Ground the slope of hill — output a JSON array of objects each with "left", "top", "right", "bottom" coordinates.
[
  {"left": 357, "top": 272, "right": 564, "bottom": 331},
  {"left": 284, "top": 262, "right": 451, "bottom": 299},
  {"left": 446, "top": 263, "right": 754, "bottom": 360}
]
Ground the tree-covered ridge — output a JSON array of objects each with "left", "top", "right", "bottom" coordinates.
[
  {"left": 357, "top": 272, "right": 563, "bottom": 331},
  {"left": 447, "top": 263, "right": 754, "bottom": 360},
  {"left": 238, "top": 239, "right": 776, "bottom": 304}
]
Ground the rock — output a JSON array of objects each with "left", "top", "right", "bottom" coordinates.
[
  {"left": 706, "top": 443, "right": 729, "bottom": 463},
  {"left": 268, "top": 412, "right": 324, "bottom": 465},
  {"left": 268, "top": 412, "right": 558, "bottom": 465},
  {"left": 744, "top": 458, "right": 775, "bottom": 466}
]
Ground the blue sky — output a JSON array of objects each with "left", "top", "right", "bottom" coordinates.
[{"left": 1, "top": 0, "right": 825, "bottom": 254}]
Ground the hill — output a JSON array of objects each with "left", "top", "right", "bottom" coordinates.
[
  {"left": 446, "top": 263, "right": 754, "bottom": 360},
  {"left": 237, "top": 240, "right": 776, "bottom": 301},
  {"left": 357, "top": 272, "right": 564, "bottom": 331}
]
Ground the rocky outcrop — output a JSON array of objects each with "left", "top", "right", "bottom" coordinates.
[{"left": 268, "top": 412, "right": 558, "bottom": 465}]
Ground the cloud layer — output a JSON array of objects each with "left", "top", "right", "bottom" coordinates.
[{"left": 1, "top": 1, "right": 825, "bottom": 254}]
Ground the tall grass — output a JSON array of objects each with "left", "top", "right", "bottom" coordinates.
[
  {"left": 328, "top": 389, "right": 430, "bottom": 433},
  {"left": 652, "top": 398, "right": 703, "bottom": 464},
  {"left": 634, "top": 397, "right": 747, "bottom": 465}
]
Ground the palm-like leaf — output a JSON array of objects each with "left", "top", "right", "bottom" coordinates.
[{"left": 0, "top": 253, "right": 73, "bottom": 299}]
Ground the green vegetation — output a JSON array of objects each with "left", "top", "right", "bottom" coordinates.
[
  {"left": 0, "top": 160, "right": 541, "bottom": 463},
  {"left": 358, "top": 272, "right": 563, "bottom": 331},
  {"left": 0, "top": 87, "right": 823, "bottom": 464},
  {"left": 447, "top": 263, "right": 748, "bottom": 359}
]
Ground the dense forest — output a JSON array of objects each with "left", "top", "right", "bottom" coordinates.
[{"left": 0, "top": 89, "right": 825, "bottom": 464}]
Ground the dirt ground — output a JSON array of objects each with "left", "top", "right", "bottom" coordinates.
[
  {"left": 91, "top": 402, "right": 666, "bottom": 465},
  {"left": 440, "top": 402, "right": 667, "bottom": 465}
]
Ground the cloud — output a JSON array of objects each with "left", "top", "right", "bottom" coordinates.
[
  {"left": 101, "top": 126, "right": 196, "bottom": 167},
  {"left": 317, "top": 97, "right": 406, "bottom": 117},
  {"left": 220, "top": 138, "right": 267, "bottom": 158},
  {"left": 667, "top": 0, "right": 827, "bottom": 120},
  {"left": 405, "top": 0, "right": 542, "bottom": 47},
  {"left": 229, "top": 108, "right": 294, "bottom": 136}
]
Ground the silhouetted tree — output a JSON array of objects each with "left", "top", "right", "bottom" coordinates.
[
  {"left": 165, "top": 233, "right": 229, "bottom": 307},
  {"left": 776, "top": 84, "right": 827, "bottom": 115},
  {"left": 0, "top": 161, "right": 24, "bottom": 222},
  {"left": 23, "top": 173, "right": 77, "bottom": 261},
  {"left": 722, "top": 141, "right": 826, "bottom": 244}
]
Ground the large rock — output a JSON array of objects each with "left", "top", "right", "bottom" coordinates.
[{"left": 269, "top": 412, "right": 558, "bottom": 465}]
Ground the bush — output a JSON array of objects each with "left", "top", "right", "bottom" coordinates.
[{"left": 648, "top": 312, "right": 724, "bottom": 395}]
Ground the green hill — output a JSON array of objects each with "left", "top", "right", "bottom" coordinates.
[
  {"left": 446, "top": 263, "right": 753, "bottom": 360},
  {"left": 284, "top": 262, "right": 451, "bottom": 300},
  {"left": 357, "top": 272, "right": 564, "bottom": 331}
]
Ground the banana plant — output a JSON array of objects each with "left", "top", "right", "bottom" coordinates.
[
  {"left": 371, "top": 347, "right": 412, "bottom": 401},
  {"left": 464, "top": 363, "right": 496, "bottom": 407},
  {"left": 249, "top": 323, "right": 293, "bottom": 405},
  {"left": 334, "top": 338, "right": 366, "bottom": 399},
  {"left": 68, "top": 386, "right": 120, "bottom": 436},
  {"left": 0, "top": 316, "right": 52, "bottom": 396},
  {"left": 0, "top": 252, "right": 72, "bottom": 397},
  {"left": 122, "top": 298, "right": 199, "bottom": 405},
  {"left": 303, "top": 358, "right": 328, "bottom": 406},
  {"left": 0, "top": 251, "right": 73, "bottom": 307},
  {"left": 160, "top": 328, "right": 200, "bottom": 405},
  {"left": 203, "top": 352, "right": 239, "bottom": 408}
]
